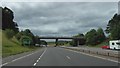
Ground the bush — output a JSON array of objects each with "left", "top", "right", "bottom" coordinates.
[
  {"left": 4, "top": 29, "right": 15, "bottom": 39},
  {"left": 69, "top": 41, "right": 77, "bottom": 46},
  {"left": 15, "top": 32, "right": 22, "bottom": 40}
]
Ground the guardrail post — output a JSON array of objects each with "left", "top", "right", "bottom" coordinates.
[
  {"left": 96, "top": 52, "right": 98, "bottom": 54},
  {"left": 89, "top": 50, "right": 90, "bottom": 53},
  {"left": 83, "top": 50, "right": 84, "bottom": 52},
  {"left": 108, "top": 53, "right": 109, "bottom": 56}
]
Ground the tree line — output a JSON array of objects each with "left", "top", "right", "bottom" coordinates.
[
  {"left": 1, "top": 7, "right": 45, "bottom": 46},
  {"left": 71, "top": 13, "right": 120, "bottom": 46},
  {"left": 105, "top": 14, "right": 120, "bottom": 40}
]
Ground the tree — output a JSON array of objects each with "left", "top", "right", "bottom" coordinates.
[
  {"left": 15, "top": 29, "right": 36, "bottom": 45},
  {"left": 24, "top": 29, "right": 36, "bottom": 45},
  {"left": 96, "top": 28, "right": 106, "bottom": 43},
  {"left": 2, "top": 7, "right": 19, "bottom": 33},
  {"left": 15, "top": 32, "right": 23, "bottom": 40},
  {"left": 34, "top": 35, "right": 40, "bottom": 44},
  {"left": 69, "top": 41, "right": 74, "bottom": 46},
  {"left": 105, "top": 14, "right": 120, "bottom": 40},
  {"left": 85, "top": 28, "right": 106, "bottom": 45},
  {"left": 85, "top": 29, "right": 98, "bottom": 45}
]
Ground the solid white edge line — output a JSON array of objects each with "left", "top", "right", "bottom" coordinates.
[
  {"left": 1, "top": 63, "right": 8, "bottom": 66},
  {"left": 66, "top": 49, "right": 120, "bottom": 63},
  {"left": 33, "top": 48, "right": 47, "bottom": 66}
]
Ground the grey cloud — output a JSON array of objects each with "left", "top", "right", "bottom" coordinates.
[{"left": 2, "top": 2, "right": 118, "bottom": 37}]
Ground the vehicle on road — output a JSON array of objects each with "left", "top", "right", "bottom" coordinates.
[
  {"left": 42, "top": 45, "right": 47, "bottom": 47},
  {"left": 109, "top": 40, "right": 120, "bottom": 50},
  {"left": 35, "top": 44, "right": 40, "bottom": 47},
  {"left": 101, "top": 45, "right": 110, "bottom": 49}
]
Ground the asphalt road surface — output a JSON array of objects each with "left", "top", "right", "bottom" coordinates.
[{"left": 2, "top": 47, "right": 119, "bottom": 66}]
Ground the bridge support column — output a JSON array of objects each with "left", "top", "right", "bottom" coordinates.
[
  {"left": 77, "top": 39, "right": 79, "bottom": 46},
  {"left": 39, "top": 39, "right": 41, "bottom": 46},
  {"left": 55, "top": 39, "right": 58, "bottom": 46}
]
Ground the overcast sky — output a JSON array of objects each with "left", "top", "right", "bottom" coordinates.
[{"left": 2, "top": 2, "right": 118, "bottom": 37}]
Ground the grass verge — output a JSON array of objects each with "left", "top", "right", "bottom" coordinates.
[
  {"left": 0, "top": 30, "right": 2, "bottom": 57},
  {"left": 1, "top": 30, "right": 39, "bottom": 58}
]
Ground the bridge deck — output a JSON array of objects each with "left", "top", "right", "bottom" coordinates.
[{"left": 39, "top": 37, "right": 84, "bottom": 39}]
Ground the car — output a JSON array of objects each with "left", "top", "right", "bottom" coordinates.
[
  {"left": 101, "top": 45, "right": 110, "bottom": 49},
  {"left": 35, "top": 44, "right": 40, "bottom": 47}
]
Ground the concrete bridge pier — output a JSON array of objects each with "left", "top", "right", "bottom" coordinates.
[
  {"left": 77, "top": 39, "right": 79, "bottom": 46},
  {"left": 73, "top": 39, "right": 79, "bottom": 46},
  {"left": 55, "top": 39, "right": 58, "bottom": 46}
]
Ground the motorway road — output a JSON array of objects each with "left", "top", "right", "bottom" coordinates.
[{"left": 2, "top": 47, "right": 119, "bottom": 66}]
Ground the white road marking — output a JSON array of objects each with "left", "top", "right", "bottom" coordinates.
[
  {"left": 33, "top": 48, "right": 47, "bottom": 66},
  {"left": 36, "top": 60, "right": 39, "bottom": 63},
  {"left": 1, "top": 62, "right": 8, "bottom": 66},
  {"left": 66, "top": 49, "right": 120, "bottom": 63},
  {"left": 66, "top": 56, "right": 71, "bottom": 60},
  {"left": 33, "top": 63, "right": 37, "bottom": 66},
  {"left": 1, "top": 49, "right": 41, "bottom": 66},
  {"left": 38, "top": 57, "right": 41, "bottom": 60}
]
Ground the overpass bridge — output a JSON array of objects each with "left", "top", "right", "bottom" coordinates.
[{"left": 38, "top": 37, "right": 84, "bottom": 46}]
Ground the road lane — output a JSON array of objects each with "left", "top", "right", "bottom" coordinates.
[
  {"left": 2, "top": 47, "right": 119, "bottom": 66},
  {"left": 33, "top": 48, "right": 47, "bottom": 66},
  {"left": 2, "top": 48, "right": 46, "bottom": 66},
  {"left": 36, "top": 47, "right": 71, "bottom": 66},
  {"left": 36, "top": 47, "right": 118, "bottom": 66}
]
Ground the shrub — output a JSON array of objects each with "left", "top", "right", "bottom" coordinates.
[{"left": 4, "top": 29, "right": 15, "bottom": 39}]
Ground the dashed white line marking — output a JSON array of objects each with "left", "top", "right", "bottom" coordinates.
[
  {"left": 66, "top": 49, "right": 120, "bottom": 63},
  {"left": 38, "top": 58, "right": 41, "bottom": 60},
  {"left": 33, "top": 48, "right": 47, "bottom": 66},
  {"left": 36, "top": 60, "right": 39, "bottom": 63},
  {"left": 66, "top": 56, "right": 71, "bottom": 60},
  {"left": 33, "top": 63, "right": 37, "bottom": 66}
]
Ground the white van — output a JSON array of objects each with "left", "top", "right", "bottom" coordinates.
[{"left": 109, "top": 40, "right": 120, "bottom": 50}]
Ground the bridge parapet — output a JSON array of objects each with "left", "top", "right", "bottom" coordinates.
[
  {"left": 39, "top": 36, "right": 85, "bottom": 46},
  {"left": 39, "top": 37, "right": 84, "bottom": 39}
]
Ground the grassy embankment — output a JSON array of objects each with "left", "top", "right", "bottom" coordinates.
[
  {"left": 1, "top": 30, "right": 39, "bottom": 58},
  {"left": 87, "top": 40, "right": 109, "bottom": 48},
  {"left": 0, "top": 30, "right": 2, "bottom": 57}
]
